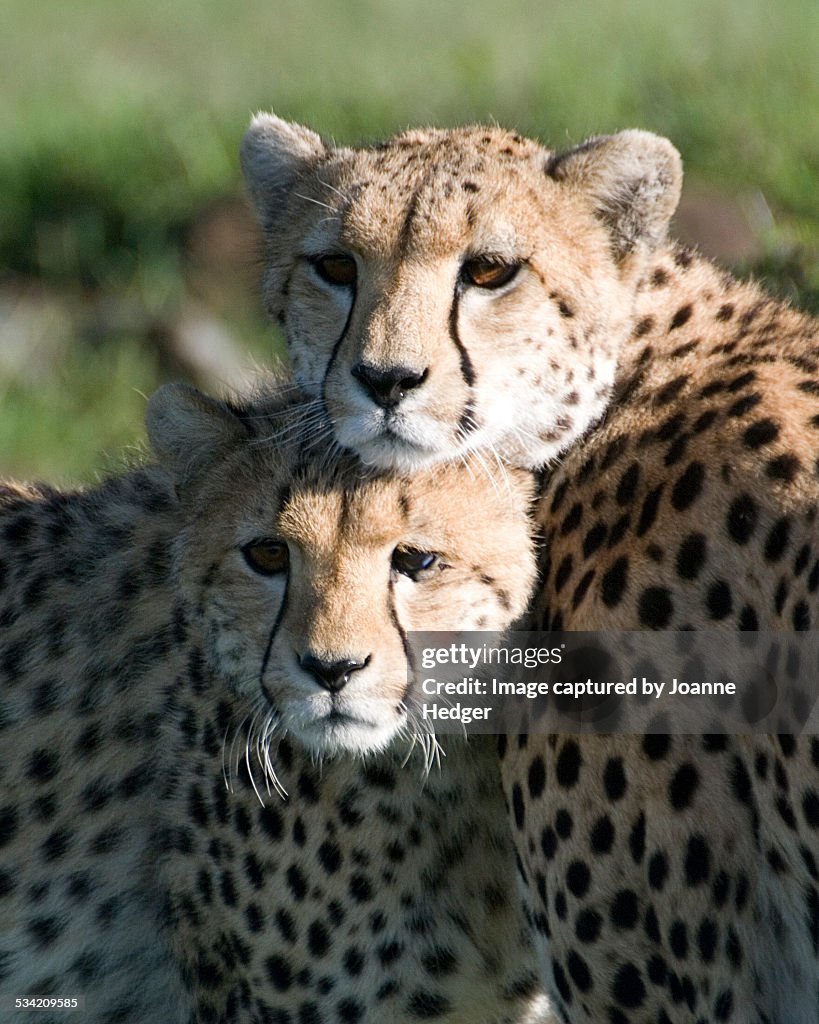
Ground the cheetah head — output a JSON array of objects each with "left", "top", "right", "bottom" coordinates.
[
  {"left": 147, "top": 382, "right": 536, "bottom": 758},
  {"left": 242, "top": 116, "right": 682, "bottom": 471}
]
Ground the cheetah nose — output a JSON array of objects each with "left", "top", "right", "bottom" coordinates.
[
  {"left": 298, "top": 653, "right": 371, "bottom": 693},
  {"left": 351, "top": 362, "right": 428, "bottom": 409}
]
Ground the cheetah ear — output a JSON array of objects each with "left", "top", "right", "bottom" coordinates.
[
  {"left": 547, "top": 131, "right": 682, "bottom": 260},
  {"left": 241, "top": 113, "right": 327, "bottom": 228},
  {"left": 146, "top": 383, "right": 250, "bottom": 492}
]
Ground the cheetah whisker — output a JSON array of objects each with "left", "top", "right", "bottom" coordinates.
[{"left": 294, "top": 192, "right": 335, "bottom": 212}]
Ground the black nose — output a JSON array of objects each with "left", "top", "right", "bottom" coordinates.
[
  {"left": 351, "top": 362, "right": 428, "bottom": 409},
  {"left": 298, "top": 653, "right": 370, "bottom": 693}
]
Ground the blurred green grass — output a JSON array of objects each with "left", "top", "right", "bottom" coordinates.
[{"left": 2, "top": 0, "right": 818, "bottom": 482}]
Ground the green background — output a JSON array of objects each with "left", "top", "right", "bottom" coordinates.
[{"left": 2, "top": 0, "right": 817, "bottom": 482}]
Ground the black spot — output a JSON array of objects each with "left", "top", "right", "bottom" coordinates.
[
  {"left": 566, "top": 861, "right": 591, "bottom": 898},
  {"left": 512, "top": 783, "right": 525, "bottom": 828},
  {"left": 656, "top": 375, "right": 688, "bottom": 404},
  {"left": 714, "top": 990, "right": 734, "bottom": 1021},
  {"left": 307, "top": 921, "right": 330, "bottom": 957},
  {"left": 601, "top": 557, "right": 629, "bottom": 607},
  {"left": 638, "top": 587, "right": 673, "bottom": 628},
  {"left": 555, "top": 809, "right": 573, "bottom": 839},
  {"left": 726, "top": 494, "right": 758, "bottom": 544},
  {"left": 600, "top": 435, "right": 628, "bottom": 470},
  {"left": 696, "top": 407, "right": 720, "bottom": 432},
  {"left": 629, "top": 812, "right": 646, "bottom": 864},
  {"left": 343, "top": 947, "right": 365, "bottom": 976},
  {"left": 561, "top": 503, "right": 583, "bottom": 535},
  {"left": 616, "top": 464, "right": 640, "bottom": 505},
  {"left": 27, "top": 914, "right": 64, "bottom": 949},
  {"left": 727, "top": 392, "right": 762, "bottom": 417},
  {"left": 567, "top": 950, "right": 592, "bottom": 992},
  {"left": 667, "top": 304, "right": 693, "bottom": 331},
  {"left": 407, "top": 991, "right": 451, "bottom": 1018},
  {"left": 636, "top": 485, "right": 664, "bottom": 536},
  {"left": 648, "top": 852, "right": 668, "bottom": 890},
  {"left": 671, "top": 462, "right": 705, "bottom": 511},
  {"left": 803, "top": 791, "right": 819, "bottom": 828},
  {"left": 242, "top": 852, "right": 265, "bottom": 892},
  {"left": 317, "top": 841, "right": 342, "bottom": 875},
  {"left": 258, "top": 806, "right": 284, "bottom": 840},
  {"left": 764, "top": 518, "right": 791, "bottom": 561},
  {"left": 608, "top": 514, "right": 631, "bottom": 547},
  {"left": 610, "top": 889, "right": 639, "bottom": 929},
  {"left": 743, "top": 418, "right": 780, "bottom": 448},
  {"left": 422, "top": 946, "right": 456, "bottom": 978},
  {"left": 643, "top": 734, "right": 671, "bottom": 760},
  {"left": 554, "top": 555, "right": 573, "bottom": 592},
  {"left": 266, "top": 955, "right": 293, "bottom": 991},
  {"left": 644, "top": 905, "right": 661, "bottom": 943},
  {"left": 540, "top": 827, "right": 557, "bottom": 860},
  {"left": 590, "top": 816, "right": 615, "bottom": 854},
  {"left": 670, "top": 763, "right": 700, "bottom": 810},
  {"left": 793, "top": 601, "right": 810, "bottom": 630},
  {"left": 556, "top": 740, "right": 582, "bottom": 788},
  {"left": 669, "top": 920, "right": 688, "bottom": 959},
  {"left": 767, "top": 454, "right": 801, "bottom": 483},
  {"left": 684, "top": 835, "right": 711, "bottom": 885},
  {"left": 707, "top": 580, "right": 733, "bottom": 620},
  {"left": 285, "top": 865, "right": 307, "bottom": 901},
  {"left": 338, "top": 997, "right": 366, "bottom": 1022},
  {"left": 349, "top": 874, "right": 373, "bottom": 903},
  {"left": 675, "top": 533, "right": 706, "bottom": 579},
  {"left": 604, "top": 758, "right": 627, "bottom": 800},
  {"left": 612, "top": 963, "right": 646, "bottom": 1008},
  {"left": 27, "top": 749, "right": 60, "bottom": 784},
  {"left": 582, "top": 523, "right": 607, "bottom": 558},
  {"left": 575, "top": 908, "right": 602, "bottom": 944},
  {"left": 572, "top": 569, "right": 595, "bottom": 609},
  {"left": 527, "top": 757, "right": 546, "bottom": 799},
  {"left": 552, "top": 959, "right": 572, "bottom": 1004}
]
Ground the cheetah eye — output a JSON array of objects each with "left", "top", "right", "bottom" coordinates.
[
  {"left": 312, "top": 255, "right": 357, "bottom": 287},
  {"left": 391, "top": 547, "right": 440, "bottom": 581},
  {"left": 242, "top": 539, "right": 290, "bottom": 576},
  {"left": 461, "top": 258, "right": 520, "bottom": 290}
]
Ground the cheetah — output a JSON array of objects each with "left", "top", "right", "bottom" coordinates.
[
  {"left": 497, "top": 242, "right": 819, "bottom": 1022},
  {"left": 0, "top": 382, "right": 552, "bottom": 1023},
  {"left": 241, "top": 116, "right": 819, "bottom": 1021}
]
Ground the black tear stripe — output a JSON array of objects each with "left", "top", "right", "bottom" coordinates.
[
  {"left": 388, "top": 577, "right": 415, "bottom": 706},
  {"left": 319, "top": 280, "right": 358, "bottom": 416},
  {"left": 448, "top": 288, "right": 477, "bottom": 388},
  {"left": 259, "top": 574, "right": 291, "bottom": 687}
]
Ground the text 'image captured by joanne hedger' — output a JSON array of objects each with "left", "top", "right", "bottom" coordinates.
[{"left": 410, "top": 631, "right": 818, "bottom": 734}]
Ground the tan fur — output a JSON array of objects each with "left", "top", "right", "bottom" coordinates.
[
  {"left": 245, "top": 116, "right": 819, "bottom": 1023},
  {"left": 0, "top": 384, "right": 552, "bottom": 1023},
  {"left": 242, "top": 116, "right": 681, "bottom": 472},
  {"left": 150, "top": 382, "right": 537, "bottom": 756}
]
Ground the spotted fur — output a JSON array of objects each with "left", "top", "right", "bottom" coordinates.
[
  {"left": 242, "top": 115, "right": 681, "bottom": 472},
  {"left": 500, "top": 249, "right": 819, "bottom": 1023},
  {"left": 244, "top": 117, "right": 819, "bottom": 1022},
  {"left": 0, "top": 386, "right": 552, "bottom": 1023}
]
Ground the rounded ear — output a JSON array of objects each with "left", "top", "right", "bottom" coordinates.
[
  {"left": 547, "top": 130, "right": 682, "bottom": 260},
  {"left": 241, "top": 112, "right": 326, "bottom": 228},
  {"left": 146, "top": 383, "right": 250, "bottom": 491}
]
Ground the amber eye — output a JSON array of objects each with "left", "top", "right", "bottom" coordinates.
[
  {"left": 242, "top": 539, "right": 289, "bottom": 576},
  {"left": 391, "top": 547, "right": 440, "bottom": 580},
  {"left": 312, "top": 255, "right": 357, "bottom": 287},
  {"left": 461, "top": 258, "right": 520, "bottom": 289}
]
